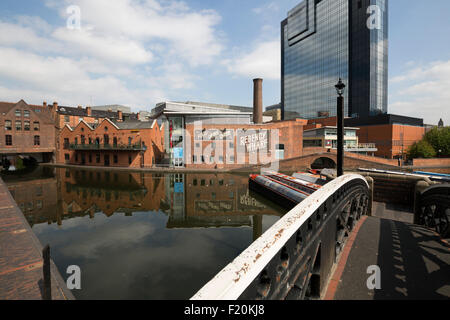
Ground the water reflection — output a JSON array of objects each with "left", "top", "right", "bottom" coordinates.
[{"left": 3, "top": 167, "right": 286, "bottom": 299}]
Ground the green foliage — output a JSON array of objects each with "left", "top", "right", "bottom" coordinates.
[
  {"left": 15, "top": 157, "right": 25, "bottom": 170},
  {"left": 423, "top": 126, "right": 450, "bottom": 157},
  {"left": 407, "top": 140, "right": 437, "bottom": 159}
]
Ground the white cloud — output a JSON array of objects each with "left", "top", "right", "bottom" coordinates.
[
  {"left": 224, "top": 40, "right": 280, "bottom": 80},
  {"left": 0, "top": 20, "right": 61, "bottom": 52},
  {"left": 52, "top": 27, "right": 153, "bottom": 65},
  {"left": 0, "top": 0, "right": 225, "bottom": 109},
  {"left": 252, "top": 2, "right": 279, "bottom": 15},
  {"left": 389, "top": 60, "right": 450, "bottom": 125},
  {"left": 52, "top": 0, "right": 223, "bottom": 67}
]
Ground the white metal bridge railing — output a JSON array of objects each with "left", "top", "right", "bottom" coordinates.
[{"left": 191, "top": 174, "right": 371, "bottom": 300}]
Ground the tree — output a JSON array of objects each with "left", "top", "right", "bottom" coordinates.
[
  {"left": 407, "top": 140, "right": 436, "bottom": 159},
  {"left": 423, "top": 127, "right": 450, "bottom": 157}
]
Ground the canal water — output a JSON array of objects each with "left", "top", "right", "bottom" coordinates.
[{"left": 2, "top": 167, "right": 286, "bottom": 300}]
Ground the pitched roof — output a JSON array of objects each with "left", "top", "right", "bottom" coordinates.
[
  {"left": 57, "top": 106, "right": 138, "bottom": 120},
  {"left": 0, "top": 100, "right": 54, "bottom": 124},
  {"left": 112, "top": 120, "right": 156, "bottom": 130}
]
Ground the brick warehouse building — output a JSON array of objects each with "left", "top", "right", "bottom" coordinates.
[
  {"left": 0, "top": 100, "right": 56, "bottom": 167},
  {"left": 58, "top": 118, "right": 164, "bottom": 168},
  {"left": 185, "top": 119, "right": 306, "bottom": 169}
]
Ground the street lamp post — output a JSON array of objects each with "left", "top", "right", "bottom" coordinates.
[{"left": 335, "top": 78, "right": 346, "bottom": 177}]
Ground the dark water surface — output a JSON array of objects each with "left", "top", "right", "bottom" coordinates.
[{"left": 2, "top": 167, "right": 286, "bottom": 299}]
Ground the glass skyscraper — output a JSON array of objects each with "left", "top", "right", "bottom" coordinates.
[{"left": 281, "top": 0, "right": 388, "bottom": 120}]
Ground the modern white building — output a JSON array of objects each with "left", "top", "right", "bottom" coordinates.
[{"left": 303, "top": 126, "right": 378, "bottom": 155}]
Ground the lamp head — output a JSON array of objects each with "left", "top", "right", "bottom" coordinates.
[{"left": 335, "top": 78, "right": 346, "bottom": 96}]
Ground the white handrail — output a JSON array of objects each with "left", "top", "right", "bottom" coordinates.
[{"left": 191, "top": 174, "right": 368, "bottom": 300}]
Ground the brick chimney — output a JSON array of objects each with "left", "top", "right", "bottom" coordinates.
[
  {"left": 118, "top": 110, "right": 123, "bottom": 121},
  {"left": 43, "top": 101, "right": 47, "bottom": 108},
  {"left": 253, "top": 78, "right": 263, "bottom": 124},
  {"left": 86, "top": 106, "right": 92, "bottom": 117},
  {"left": 78, "top": 105, "right": 83, "bottom": 109},
  {"left": 137, "top": 112, "right": 141, "bottom": 121},
  {"left": 53, "top": 102, "right": 58, "bottom": 110}
]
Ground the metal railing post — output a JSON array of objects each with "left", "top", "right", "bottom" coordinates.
[{"left": 42, "top": 244, "right": 52, "bottom": 300}]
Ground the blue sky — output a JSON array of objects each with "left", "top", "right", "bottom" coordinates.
[{"left": 0, "top": 0, "right": 448, "bottom": 124}]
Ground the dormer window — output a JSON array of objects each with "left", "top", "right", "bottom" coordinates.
[{"left": 24, "top": 110, "right": 30, "bottom": 118}]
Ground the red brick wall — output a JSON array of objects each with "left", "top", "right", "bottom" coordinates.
[
  {"left": 412, "top": 158, "right": 450, "bottom": 167},
  {"left": 357, "top": 124, "right": 425, "bottom": 159},
  {"left": 184, "top": 120, "right": 304, "bottom": 169},
  {"left": 0, "top": 102, "right": 56, "bottom": 155}
]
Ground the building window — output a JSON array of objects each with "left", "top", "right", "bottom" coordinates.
[
  {"left": 128, "top": 156, "right": 132, "bottom": 164},
  {"left": 113, "top": 137, "right": 118, "bottom": 146},
  {"left": 36, "top": 187, "right": 43, "bottom": 196},
  {"left": 96, "top": 154, "right": 100, "bottom": 163},
  {"left": 74, "top": 137, "right": 78, "bottom": 145},
  {"left": 229, "top": 142, "right": 234, "bottom": 148},
  {"left": 193, "top": 179, "right": 198, "bottom": 186},
  {"left": 15, "top": 120, "right": 22, "bottom": 131},
  {"left": 64, "top": 115, "right": 70, "bottom": 123},
  {"left": 113, "top": 154, "right": 118, "bottom": 164},
  {"left": 5, "top": 135, "right": 12, "bottom": 146},
  {"left": 89, "top": 154, "right": 92, "bottom": 163},
  {"left": 65, "top": 154, "right": 69, "bottom": 161},
  {"left": 5, "top": 120, "right": 12, "bottom": 131},
  {"left": 75, "top": 154, "right": 78, "bottom": 162},
  {"left": 81, "top": 135, "right": 85, "bottom": 145},
  {"left": 34, "top": 136, "right": 40, "bottom": 146},
  {"left": 64, "top": 138, "right": 69, "bottom": 149},
  {"left": 33, "top": 122, "right": 40, "bottom": 131},
  {"left": 275, "top": 144, "right": 285, "bottom": 160},
  {"left": 128, "top": 137, "right": 133, "bottom": 145},
  {"left": 15, "top": 110, "right": 21, "bottom": 117},
  {"left": 24, "top": 121, "right": 30, "bottom": 131},
  {"left": 24, "top": 110, "right": 30, "bottom": 118},
  {"left": 104, "top": 134, "right": 109, "bottom": 145}
]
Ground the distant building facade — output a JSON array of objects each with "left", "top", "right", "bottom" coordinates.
[
  {"left": 281, "top": 0, "right": 388, "bottom": 120},
  {"left": 91, "top": 105, "right": 132, "bottom": 114}
]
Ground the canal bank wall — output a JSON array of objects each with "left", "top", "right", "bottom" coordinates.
[
  {"left": 41, "top": 162, "right": 450, "bottom": 175},
  {"left": 0, "top": 177, "right": 74, "bottom": 300}
]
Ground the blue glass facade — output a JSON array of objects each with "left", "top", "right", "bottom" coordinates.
[{"left": 282, "top": 0, "right": 388, "bottom": 120}]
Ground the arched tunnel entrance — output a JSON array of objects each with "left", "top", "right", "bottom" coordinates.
[{"left": 311, "top": 157, "right": 336, "bottom": 170}]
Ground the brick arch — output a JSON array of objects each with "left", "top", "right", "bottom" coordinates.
[
  {"left": 310, "top": 156, "right": 337, "bottom": 169},
  {"left": 274, "top": 152, "right": 399, "bottom": 172}
]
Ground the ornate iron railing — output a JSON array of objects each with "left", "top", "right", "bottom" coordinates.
[
  {"left": 192, "top": 174, "right": 370, "bottom": 300},
  {"left": 69, "top": 143, "right": 143, "bottom": 151},
  {"left": 415, "top": 184, "right": 450, "bottom": 238}
]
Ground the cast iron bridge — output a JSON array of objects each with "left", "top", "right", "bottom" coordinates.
[{"left": 191, "top": 174, "right": 450, "bottom": 300}]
